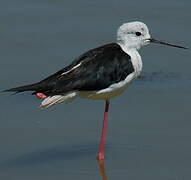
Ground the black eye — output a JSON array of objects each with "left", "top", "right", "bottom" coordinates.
[{"left": 135, "top": 32, "right": 142, "bottom": 36}]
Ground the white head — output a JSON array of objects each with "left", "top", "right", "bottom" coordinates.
[
  {"left": 117, "top": 21, "right": 188, "bottom": 50},
  {"left": 117, "top": 21, "right": 150, "bottom": 50}
]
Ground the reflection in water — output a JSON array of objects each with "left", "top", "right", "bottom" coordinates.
[
  {"left": 97, "top": 159, "right": 108, "bottom": 180},
  {"left": 138, "top": 71, "right": 184, "bottom": 81}
]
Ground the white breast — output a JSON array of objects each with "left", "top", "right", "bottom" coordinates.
[{"left": 79, "top": 47, "right": 143, "bottom": 100}]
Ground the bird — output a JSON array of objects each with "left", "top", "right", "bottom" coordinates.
[{"left": 3, "top": 21, "right": 188, "bottom": 160}]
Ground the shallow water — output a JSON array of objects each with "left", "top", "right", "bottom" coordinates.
[{"left": 0, "top": 0, "right": 191, "bottom": 179}]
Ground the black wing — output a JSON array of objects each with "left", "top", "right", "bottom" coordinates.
[
  {"left": 4, "top": 43, "right": 134, "bottom": 96},
  {"left": 38, "top": 43, "right": 134, "bottom": 96}
]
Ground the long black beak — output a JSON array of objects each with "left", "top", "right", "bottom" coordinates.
[{"left": 149, "top": 38, "right": 189, "bottom": 49}]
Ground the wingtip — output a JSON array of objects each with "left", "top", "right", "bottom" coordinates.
[
  {"left": 0, "top": 89, "right": 19, "bottom": 95},
  {"left": 0, "top": 89, "right": 8, "bottom": 93}
]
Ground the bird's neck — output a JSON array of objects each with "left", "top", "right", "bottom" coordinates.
[
  {"left": 117, "top": 36, "right": 142, "bottom": 50},
  {"left": 118, "top": 43, "right": 143, "bottom": 76}
]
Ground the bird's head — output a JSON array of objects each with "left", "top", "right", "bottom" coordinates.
[
  {"left": 117, "top": 21, "right": 188, "bottom": 50},
  {"left": 117, "top": 21, "right": 150, "bottom": 50}
]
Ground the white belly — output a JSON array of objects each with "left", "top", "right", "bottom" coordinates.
[{"left": 79, "top": 72, "right": 136, "bottom": 100}]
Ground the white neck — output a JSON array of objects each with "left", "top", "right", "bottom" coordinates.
[
  {"left": 118, "top": 42, "right": 143, "bottom": 76},
  {"left": 117, "top": 37, "right": 142, "bottom": 50}
]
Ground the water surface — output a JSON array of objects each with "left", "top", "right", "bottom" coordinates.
[{"left": 0, "top": 0, "right": 191, "bottom": 179}]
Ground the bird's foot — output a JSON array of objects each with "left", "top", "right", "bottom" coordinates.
[{"left": 35, "top": 93, "right": 47, "bottom": 99}]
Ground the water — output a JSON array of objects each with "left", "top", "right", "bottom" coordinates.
[{"left": 0, "top": 0, "right": 191, "bottom": 179}]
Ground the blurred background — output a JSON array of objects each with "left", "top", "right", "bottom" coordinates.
[{"left": 0, "top": 0, "right": 190, "bottom": 179}]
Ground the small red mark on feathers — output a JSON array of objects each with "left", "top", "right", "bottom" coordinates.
[{"left": 35, "top": 93, "right": 47, "bottom": 99}]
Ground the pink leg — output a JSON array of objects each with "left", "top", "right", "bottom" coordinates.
[{"left": 97, "top": 100, "right": 110, "bottom": 160}]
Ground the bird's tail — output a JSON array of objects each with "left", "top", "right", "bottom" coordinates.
[
  {"left": 3, "top": 82, "right": 78, "bottom": 108},
  {"left": 40, "top": 92, "right": 78, "bottom": 108},
  {"left": 2, "top": 82, "right": 43, "bottom": 94}
]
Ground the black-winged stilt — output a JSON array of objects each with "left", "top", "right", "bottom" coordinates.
[{"left": 3, "top": 21, "right": 188, "bottom": 160}]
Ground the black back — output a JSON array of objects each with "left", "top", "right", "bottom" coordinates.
[{"left": 34, "top": 43, "right": 134, "bottom": 96}]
